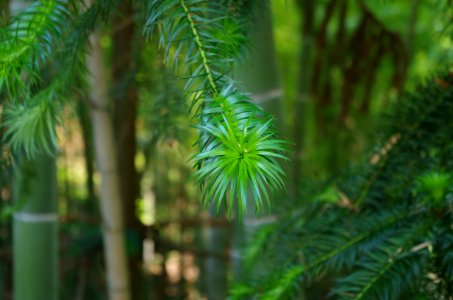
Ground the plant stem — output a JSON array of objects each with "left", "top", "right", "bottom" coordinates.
[{"left": 180, "top": 0, "right": 219, "bottom": 95}]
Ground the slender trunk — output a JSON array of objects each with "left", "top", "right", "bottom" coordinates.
[
  {"left": 394, "top": 0, "right": 420, "bottom": 100},
  {"left": 13, "top": 153, "right": 58, "bottom": 300},
  {"left": 231, "top": 0, "right": 282, "bottom": 282},
  {"left": 201, "top": 208, "right": 230, "bottom": 300},
  {"left": 111, "top": 3, "right": 142, "bottom": 297},
  {"left": 77, "top": 101, "right": 97, "bottom": 209},
  {"left": 236, "top": 1, "right": 282, "bottom": 124},
  {"left": 406, "top": 0, "right": 420, "bottom": 59},
  {"left": 293, "top": 0, "right": 315, "bottom": 194},
  {"left": 87, "top": 29, "right": 131, "bottom": 300},
  {"left": 311, "top": 0, "right": 337, "bottom": 137},
  {"left": 112, "top": 1, "right": 140, "bottom": 231}
]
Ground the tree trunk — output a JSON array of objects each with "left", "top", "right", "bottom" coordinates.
[
  {"left": 231, "top": 0, "right": 283, "bottom": 282},
  {"left": 293, "top": 0, "right": 315, "bottom": 193},
  {"left": 201, "top": 208, "right": 230, "bottom": 300},
  {"left": 87, "top": 29, "right": 131, "bottom": 300},
  {"left": 112, "top": 1, "right": 140, "bottom": 231},
  {"left": 111, "top": 2, "right": 142, "bottom": 298},
  {"left": 235, "top": 1, "right": 282, "bottom": 124},
  {"left": 13, "top": 153, "right": 58, "bottom": 300},
  {"left": 77, "top": 100, "right": 97, "bottom": 211}
]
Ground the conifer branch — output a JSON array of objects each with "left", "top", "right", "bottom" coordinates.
[
  {"left": 233, "top": 73, "right": 453, "bottom": 299},
  {"left": 144, "top": 0, "right": 288, "bottom": 217},
  {"left": 180, "top": 0, "right": 218, "bottom": 95},
  {"left": 0, "top": 0, "right": 75, "bottom": 96}
]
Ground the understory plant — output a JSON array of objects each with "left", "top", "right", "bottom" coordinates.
[{"left": 231, "top": 72, "right": 453, "bottom": 300}]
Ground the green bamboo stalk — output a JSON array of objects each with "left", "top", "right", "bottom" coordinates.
[{"left": 13, "top": 153, "right": 58, "bottom": 300}]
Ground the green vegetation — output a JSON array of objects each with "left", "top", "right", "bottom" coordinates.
[
  {"left": 231, "top": 73, "right": 453, "bottom": 299},
  {"left": 0, "top": 0, "right": 452, "bottom": 299}
]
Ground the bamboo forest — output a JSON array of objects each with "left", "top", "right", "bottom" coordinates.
[{"left": 1, "top": 0, "right": 453, "bottom": 299}]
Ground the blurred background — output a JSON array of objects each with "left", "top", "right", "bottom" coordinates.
[{"left": 0, "top": 0, "right": 452, "bottom": 299}]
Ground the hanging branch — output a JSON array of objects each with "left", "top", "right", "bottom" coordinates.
[{"left": 144, "top": 0, "right": 288, "bottom": 217}]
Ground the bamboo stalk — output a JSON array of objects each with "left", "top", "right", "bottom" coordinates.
[
  {"left": 13, "top": 153, "right": 58, "bottom": 300},
  {"left": 87, "top": 29, "right": 131, "bottom": 300}
]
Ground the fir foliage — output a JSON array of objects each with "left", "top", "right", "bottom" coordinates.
[
  {"left": 0, "top": 0, "right": 288, "bottom": 217},
  {"left": 231, "top": 73, "right": 453, "bottom": 299},
  {"left": 143, "top": 0, "right": 288, "bottom": 217}
]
